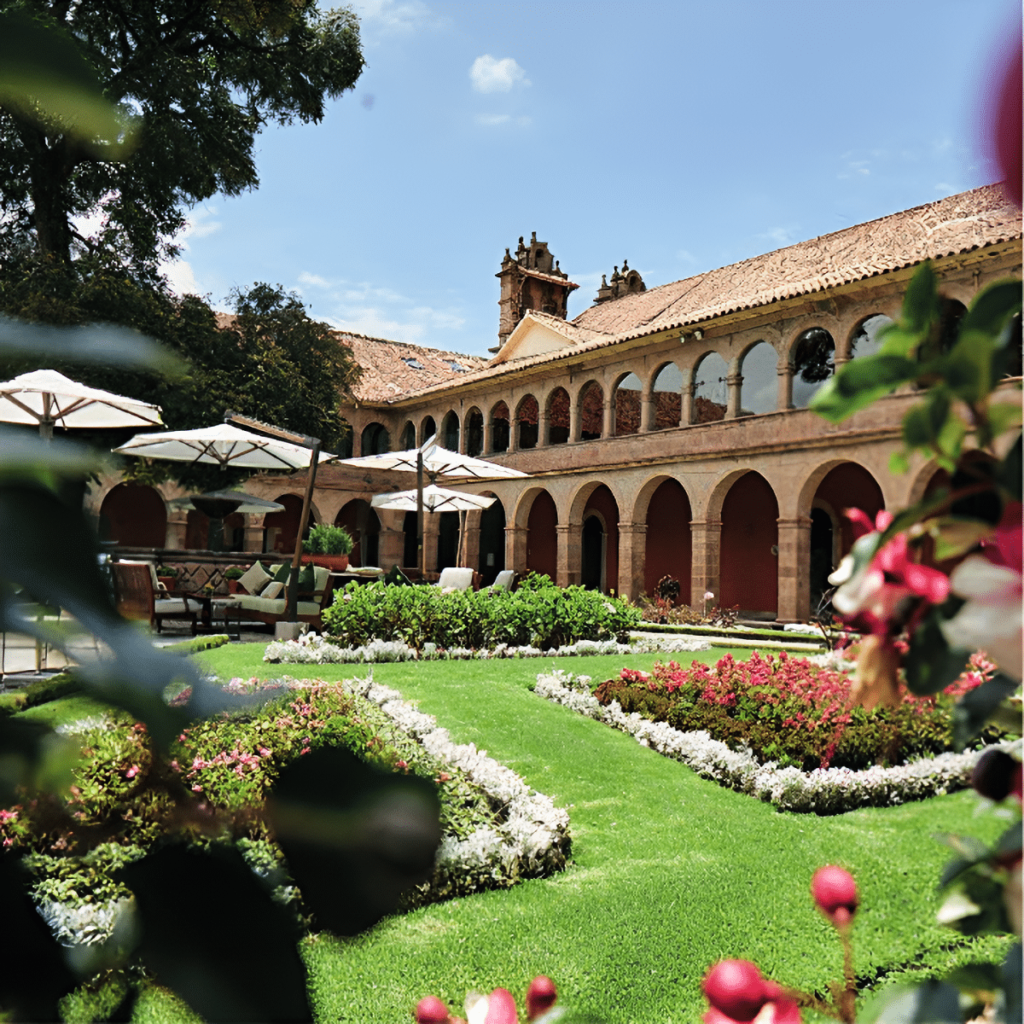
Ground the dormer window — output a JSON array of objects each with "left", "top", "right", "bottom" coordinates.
[
  {"left": 445, "top": 359, "right": 469, "bottom": 373},
  {"left": 402, "top": 357, "right": 425, "bottom": 370}
]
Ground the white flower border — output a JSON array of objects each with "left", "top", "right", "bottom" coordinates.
[
  {"left": 535, "top": 669, "right": 1023, "bottom": 815},
  {"left": 264, "top": 632, "right": 710, "bottom": 665}
]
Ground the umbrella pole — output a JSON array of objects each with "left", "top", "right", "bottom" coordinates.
[
  {"left": 417, "top": 451, "right": 424, "bottom": 579},
  {"left": 287, "top": 439, "right": 321, "bottom": 621}
]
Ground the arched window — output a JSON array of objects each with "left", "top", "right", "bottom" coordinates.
[
  {"left": 652, "top": 363, "right": 682, "bottom": 429},
  {"left": 441, "top": 411, "right": 460, "bottom": 451},
  {"left": 579, "top": 382, "right": 604, "bottom": 440},
  {"left": 361, "top": 422, "right": 390, "bottom": 455},
  {"left": 337, "top": 420, "right": 354, "bottom": 459},
  {"left": 547, "top": 387, "right": 570, "bottom": 444},
  {"left": 421, "top": 415, "right": 436, "bottom": 445},
  {"left": 614, "top": 373, "right": 641, "bottom": 435},
  {"left": 850, "top": 314, "right": 894, "bottom": 360},
  {"left": 791, "top": 328, "right": 835, "bottom": 407},
  {"left": 490, "top": 402, "right": 510, "bottom": 453},
  {"left": 465, "top": 408, "right": 484, "bottom": 456},
  {"left": 739, "top": 342, "right": 778, "bottom": 415},
  {"left": 399, "top": 420, "right": 416, "bottom": 450},
  {"left": 517, "top": 395, "right": 538, "bottom": 449},
  {"left": 693, "top": 352, "right": 728, "bottom": 423}
]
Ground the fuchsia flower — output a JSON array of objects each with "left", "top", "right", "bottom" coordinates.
[
  {"left": 525, "top": 976, "right": 556, "bottom": 1020},
  {"left": 702, "top": 961, "right": 803, "bottom": 1024},
  {"left": 942, "top": 501, "right": 1023, "bottom": 680},
  {"left": 811, "top": 865, "right": 859, "bottom": 928},
  {"left": 415, "top": 995, "right": 451, "bottom": 1023},
  {"left": 831, "top": 510, "right": 949, "bottom": 634}
]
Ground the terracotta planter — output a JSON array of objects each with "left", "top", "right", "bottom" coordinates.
[
  {"left": 158, "top": 576, "right": 176, "bottom": 591},
  {"left": 301, "top": 554, "right": 350, "bottom": 572},
  {"left": 227, "top": 579, "right": 243, "bottom": 595}
]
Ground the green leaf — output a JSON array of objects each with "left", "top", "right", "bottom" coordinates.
[
  {"left": 1001, "top": 944, "right": 1022, "bottom": 1024},
  {"left": 995, "top": 822, "right": 1022, "bottom": 860},
  {"left": 944, "top": 961, "right": 1003, "bottom": 993},
  {"left": 995, "top": 433, "right": 1023, "bottom": 502},
  {"left": 889, "top": 449, "right": 910, "bottom": 474},
  {"left": 903, "top": 403, "right": 936, "bottom": 449},
  {"left": 953, "top": 673, "right": 1022, "bottom": 749},
  {"left": 945, "top": 330, "right": 995, "bottom": 402},
  {"left": 901, "top": 262, "right": 941, "bottom": 335},
  {"left": 877, "top": 322, "right": 930, "bottom": 358},
  {"left": 0, "top": 11, "right": 136, "bottom": 155},
  {"left": 961, "top": 279, "right": 1023, "bottom": 341},
  {"left": 904, "top": 602, "right": 970, "bottom": 696},
  {"left": 860, "top": 980, "right": 961, "bottom": 1024},
  {"left": 119, "top": 844, "right": 310, "bottom": 1023},
  {"left": 0, "top": 430, "right": 108, "bottom": 483},
  {"left": 810, "top": 355, "right": 917, "bottom": 422}
]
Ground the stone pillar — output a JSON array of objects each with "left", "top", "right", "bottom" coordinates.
[
  {"left": 458, "top": 424, "right": 467, "bottom": 455},
  {"left": 602, "top": 399, "right": 614, "bottom": 438},
  {"left": 166, "top": 513, "right": 188, "bottom": 550},
  {"left": 569, "top": 401, "right": 581, "bottom": 443},
  {"left": 462, "top": 519, "right": 482, "bottom": 570},
  {"left": 509, "top": 414, "right": 520, "bottom": 453},
  {"left": 639, "top": 390, "right": 654, "bottom": 432},
  {"left": 776, "top": 516, "right": 812, "bottom": 622},
  {"left": 725, "top": 373, "right": 743, "bottom": 418},
  {"left": 778, "top": 362, "right": 793, "bottom": 410},
  {"left": 422, "top": 515, "right": 440, "bottom": 575},
  {"left": 378, "top": 527, "right": 405, "bottom": 571},
  {"left": 483, "top": 419, "right": 494, "bottom": 456},
  {"left": 505, "top": 525, "right": 527, "bottom": 575},
  {"left": 680, "top": 383, "right": 695, "bottom": 426},
  {"left": 243, "top": 521, "right": 264, "bottom": 553},
  {"left": 536, "top": 403, "right": 549, "bottom": 448},
  {"left": 556, "top": 524, "right": 580, "bottom": 586},
  {"left": 689, "top": 518, "right": 722, "bottom": 612},
  {"left": 617, "top": 521, "right": 647, "bottom": 601}
]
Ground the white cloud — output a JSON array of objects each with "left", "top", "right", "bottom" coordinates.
[
  {"left": 355, "top": 0, "right": 438, "bottom": 35},
  {"left": 470, "top": 55, "right": 530, "bottom": 94},
  {"left": 474, "top": 113, "right": 532, "bottom": 128},
  {"left": 164, "top": 257, "right": 201, "bottom": 298}
]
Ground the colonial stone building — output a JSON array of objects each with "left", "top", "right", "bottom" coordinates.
[{"left": 90, "top": 184, "right": 1022, "bottom": 622}]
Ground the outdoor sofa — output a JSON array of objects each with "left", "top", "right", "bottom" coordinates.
[{"left": 221, "top": 561, "right": 336, "bottom": 635}]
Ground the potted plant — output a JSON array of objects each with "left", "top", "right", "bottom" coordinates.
[
  {"left": 156, "top": 565, "right": 178, "bottom": 591},
  {"left": 224, "top": 566, "right": 246, "bottom": 594},
  {"left": 301, "top": 523, "right": 353, "bottom": 571}
]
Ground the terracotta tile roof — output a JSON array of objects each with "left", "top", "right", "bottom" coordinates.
[
  {"left": 338, "top": 333, "right": 488, "bottom": 403},
  {"left": 356, "top": 185, "right": 1021, "bottom": 403}
]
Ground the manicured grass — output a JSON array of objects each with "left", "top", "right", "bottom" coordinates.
[{"left": 179, "top": 643, "right": 1014, "bottom": 1024}]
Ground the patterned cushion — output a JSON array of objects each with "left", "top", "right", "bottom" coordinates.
[{"left": 237, "top": 561, "right": 272, "bottom": 596}]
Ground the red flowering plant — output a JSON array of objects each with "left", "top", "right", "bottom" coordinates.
[{"left": 592, "top": 651, "right": 996, "bottom": 771}]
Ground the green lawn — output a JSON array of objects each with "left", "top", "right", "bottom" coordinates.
[{"left": 156, "top": 642, "right": 1014, "bottom": 1024}]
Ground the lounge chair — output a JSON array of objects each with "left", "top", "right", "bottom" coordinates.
[
  {"left": 223, "top": 564, "right": 335, "bottom": 636},
  {"left": 111, "top": 561, "right": 199, "bottom": 634},
  {"left": 435, "top": 567, "right": 476, "bottom": 592},
  {"left": 489, "top": 569, "right": 516, "bottom": 592}
]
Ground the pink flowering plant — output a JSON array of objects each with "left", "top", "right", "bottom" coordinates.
[{"left": 592, "top": 650, "right": 998, "bottom": 771}]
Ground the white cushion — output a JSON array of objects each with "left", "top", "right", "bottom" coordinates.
[
  {"left": 238, "top": 561, "right": 273, "bottom": 596},
  {"left": 491, "top": 570, "right": 515, "bottom": 591},
  {"left": 260, "top": 581, "right": 284, "bottom": 600},
  {"left": 436, "top": 567, "right": 474, "bottom": 591},
  {"left": 154, "top": 599, "right": 189, "bottom": 615}
]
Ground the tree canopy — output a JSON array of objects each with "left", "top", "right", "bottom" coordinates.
[{"left": 0, "top": 0, "right": 363, "bottom": 279}]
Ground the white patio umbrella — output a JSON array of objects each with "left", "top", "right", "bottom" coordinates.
[
  {"left": 342, "top": 435, "right": 527, "bottom": 575},
  {"left": 114, "top": 417, "right": 335, "bottom": 621},
  {"left": 0, "top": 368, "right": 163, "bottom": 439}
]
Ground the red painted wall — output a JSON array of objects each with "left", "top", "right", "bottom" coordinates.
[
  {"left": 720, "top": 472, "right": 778, "bottom": 613},
  {"left": 526, "top": 491, "right": 558, "bottom": 580},
  {"left": 100, "top": 484, "right": 166, "bottom": 547},
  {"left": 583, "top": 485, "right": 619, "bottom": 593},
  {"left": 644, "top": 479, "right": 692, "bottom": 603},
  {"left": 814, "top": 462, "right": 884, "bottom": 555}
]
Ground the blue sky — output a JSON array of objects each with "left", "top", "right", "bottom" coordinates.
[{"left": 166, "top": 0, "right": 1020, "bottom": 358}]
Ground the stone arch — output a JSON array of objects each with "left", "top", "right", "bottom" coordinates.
[
  {"left": 464, "top": 407, "right": 484, "bottom": 457},
  {"left": 739, "top": 340, "right": 778, "bottom": 415},
  {"left": 441, "top": 410, "right": 460, "bottom": 451},
  {"left": 263, "top": 493, "right": 316, "bottom": 555},
  {"left": 789, "top": 327, "right": 835, "bottom": 408},
  {"left": 477, "top": 494, "right": 506, "bottom": 586},
  {"left": 651, "top": 362, "right": 683, "bottom": 429},
  {"left": 420, "top": 415, "right": 437, "bottom": 445},
  {"left": 515, "top": 394, "right": 539, "bottom": 449},
  {"left": 637, "top": 475, "right": 692, "bottom": 603},
  {"left": 518, "top": 488, "right": 557, "bottom": 580},
  {"left": 718, "top": 471, "right": 779, "bottom": 615},
  {"left": 612, "top": 371, "right": 642, "bottom": 435},
  {"left": 692, "top": 351, "right": 728, "bottom": 423},
  {"left": 580, "top": 484, "right": 619, "bottom": 592},
  {"left": 399, "top": 420, "right": 416, "bottom": 451},
  {"left": 490, "top": 401, "right": 510, "bottom": 453},
  {"left": 546, "top": 386, "right": 570, "bottom": 445},
  {"left": 99, "top": 483, "right": 167, "bottom": 548},
  {"left": 847, "top": 313, "right": 895, "bottom": 361},
  {"left": 361, "top": 421, "right": 390, "bottom": 456},
  {"left": 335, "top": 498, "right": 381, "bottom": 567},
  {"left": 577, "top": 380, "right": 604, "bottom": 440}
]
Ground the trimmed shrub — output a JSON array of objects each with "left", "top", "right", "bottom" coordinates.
[{"left": 321, "top": 573, "right": 640, "bottom": 650}]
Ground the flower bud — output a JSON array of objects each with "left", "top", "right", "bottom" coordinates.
[
  {"left": 971, "top": 749, "right": 1020, "bottom": 801},
  {"left": 526, "top": 976, "right": 557, "bottom": 1020},
  {"left": 811, "top": 865, "right": 858, "bottom": 926},
  {"left": 415, "top": 996, "right": 451, "bottom": 1023},
  {"left": 484, "top": 988, "right": 518, "bottom": 1024},
  {"left": 702, "top": 960, "right": 768, "bottom": 1022}
]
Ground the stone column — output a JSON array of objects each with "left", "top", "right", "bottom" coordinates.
[
  {"left": 458, "top": 424, "right": 467, "bottom": 455},
  {"left": 506, "top": 525, "right": 528, "bottom": 574},
  {"left": 602, "top": 399, "right": 614, "bottom": 439},
  {"left": 556, "top": 524, "right": 580, "bottom": 586},
  {"left": 509, "top": 414, "right": 520, "bottom": 453},
  {"left": 725, "top": 373, "right": 743, "bottom": 418},
  {"left": 166, "top": 513, "right": 188, "bottom": 550},
  {"left": 242, "top": 520, "right": 264, "bottom": 553},
  {"left": 483, "top": 419, "right": 494, "bottom": 455},
  {"left": 536, "top": 403, "right": 549, "bottom": 448},
  {"left": 778, "top": 362, "right": 793, "bottom": 410},
  {"left": 639, "top": 390, "right": 654, "bottom": 432},
  {"left": 680, "top": 383, "right": 695, "bottom": 426},
  {"left": 776, "top": 516, "right": 812, "bottom": 622},
  {"left": 422, "top": 515, "right": 440, "bottom": 576},
  {"left": 568, "top": 401, "right": 581, "bottom": 443},
  {"left": 689, "top": 518, "right": 722, "bottom": 612},
  {"left": 461, "top": 519, "right": 482, "bottom": 570},
  {"left": 378, "top": 527, "right": 405, "bottom": 571},
  {"left": 617, "top": 521, "right": 647, "bottom": 601}
]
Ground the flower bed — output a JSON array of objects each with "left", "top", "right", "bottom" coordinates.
[
  {"left": 264, "top": 632, "right": 711, "bottom": 664},
  {"left": 7, "top": 677, "right": 570, "bottom": 949},
  {"left": 535, "top": 668, "right": 1022, "bottom": 814},
  {"left": 591, "top": 650, "right": 997, "bottom": 771}
]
